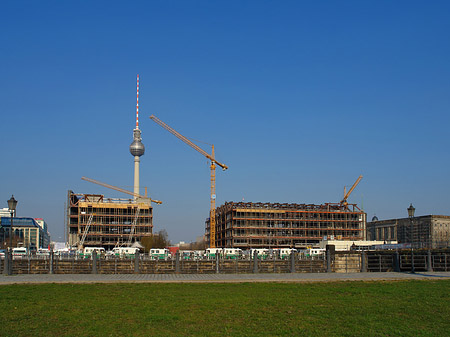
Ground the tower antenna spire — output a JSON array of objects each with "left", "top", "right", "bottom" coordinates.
[
  {"left": 130, "top": 74, "right": 145, "bottom": 200},
  {"left": 136, "top": 74, "right": 140, "bottom": 129}
]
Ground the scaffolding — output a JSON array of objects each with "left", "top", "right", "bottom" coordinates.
[
  {"left": 207, "top": 201, "right": 366, "bottom": 249},
  {"left": 67, "top": 190, "right": 153, "bottom": 250}
]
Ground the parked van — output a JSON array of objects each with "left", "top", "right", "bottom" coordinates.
[
  {"left": 55, "top": 248, "right": 76, "bottom": 258},
  {"left": 205, "top": 248, "right": 223, "bottom": 259},
  {"left": 193, "top": 250, "right": 205, "bottom": 260},
  {"left": 149, "top": 248, "right": 169, "bottom": 260},
  {"left": 181, "top": 250, "right": 194, "bottom": 260},
  {"left": 83, "top": 247, "right": 105, "bottom": 257},
  {"left": 223, "top": 248, "right": 242, "bottom": 259},
  {"left": 12, "top": 247, "right": 28, "bottom": 259},
  {"left": 250, "top": 249, "right": 269, "bottom": 259},
  {"left": 279, "top": 248, "right": 296, "bottom": 259},
  {"left": 112, "top": 247, "right": 140, "bottom": 258},
  {"left": 36, "top": 248, "right": 50, "bottom": 257},
  {"left": 306, "top": 248, "right": 325, "bottom": 257}
]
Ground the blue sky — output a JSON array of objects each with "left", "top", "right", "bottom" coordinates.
[{"left": 1, "top": 1, "right": 449, "bottom": 243}]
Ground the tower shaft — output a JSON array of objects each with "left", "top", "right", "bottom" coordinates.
[{"left": 134, "top": 156, "right": 140, "bottom": 199}]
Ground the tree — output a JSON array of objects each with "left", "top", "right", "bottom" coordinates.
[{"left": 141, "top": 230, "right": 170, "bottom": 252}]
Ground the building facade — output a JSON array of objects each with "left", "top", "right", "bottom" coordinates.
[
  {"left": 67, "top": 190, "right": 153, "bottom": 251},
  {"left": 366, "top": 215, "right": 450, "bottom": 249},
  {"left": 0, "top": 217, "right": 50, "bottom": 250},
  {"left": 34, "top": 218, "right": 51, "bottom": 248},
  {"left": 207, "top": 201, "right": 366, "bottom": 249}
]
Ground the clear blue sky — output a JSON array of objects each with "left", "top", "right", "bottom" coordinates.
[{"left": 1, "top": 1, "right": 449, "bottom": 244}]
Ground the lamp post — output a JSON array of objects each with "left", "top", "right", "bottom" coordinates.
[
  {"left": 407, "top": 203, "right": 415, "bottom": 273},
  {"left": 7, "top": 195, "right": 17, "bottom": 275}
]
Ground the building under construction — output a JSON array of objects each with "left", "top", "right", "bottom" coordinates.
[
  {"left": 67, "top": 191, "right": 153, "bottom": 251},
  {"left": 207, "top": 201, "right": 366, "bottom": 249}
]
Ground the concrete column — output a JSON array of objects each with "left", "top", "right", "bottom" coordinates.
[
  {"left": 215, "top": 253, "right": 220, "bottom": 274},
  {"left": 393, "top": 251, "right": 400, "bottom": 272},
  {"left": 290, "top": 251, "right": 296, "bottom": 273},
  {"left": 134, "top": 251, "right": 140, "bottom": 274},
  {"left": 92, "top": 251, "right": 97, "bottom": 274},
  {"left": 427, "top": 250, "right": 433, "bottom": 272},
  {"left": 326, "top": 251, "right": 332, "bottom": 273},
  {"left": 253, "top": 252, "right": 259, "bottom": 273},
  {"left": 2, "top": 253, "right": 9, "bottom": 275},
  {"left": 361, "top": 251, "right": 367, "bottom": 273},
  {"left": 326, "top": 245, "right": 335, "bottom": 273},
  {"left": 8, "top": 250, "right": 13, "bottom": 275},
  {"left": 175, "top": 251, "right": 181, "bottom": 273},
  {"left": 49, "top": 251, "right": 54, "bottom": 274}
]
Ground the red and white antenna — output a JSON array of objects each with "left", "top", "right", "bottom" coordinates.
[{"left": 136, "top": 74, "right": 140, "bottom": 129}]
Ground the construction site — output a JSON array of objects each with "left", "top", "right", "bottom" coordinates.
[{"left": 67, "top": 75, "right": 367, "bottom": 251}]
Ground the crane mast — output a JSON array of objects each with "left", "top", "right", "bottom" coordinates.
[{"left": 149, "top": 114, "right": 228, "bottom": 248}]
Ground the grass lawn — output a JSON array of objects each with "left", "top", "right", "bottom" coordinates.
[{"left": 0, "top": 280, "right": 449, "bottom": 336}]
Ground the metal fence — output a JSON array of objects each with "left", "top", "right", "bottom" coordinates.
[
  {"left": 1, "top": 250, "right": 449, "bottom": 275},
  {"left": 1, "top": 253, "right": 326, "bottom": 275}
]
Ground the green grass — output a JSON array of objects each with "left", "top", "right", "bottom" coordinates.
[{"left": 0, "top": 280, "right": 449, "bottom": 336}]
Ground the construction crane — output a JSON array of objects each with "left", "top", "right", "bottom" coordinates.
[
  {"left": 340, "top": 175, "right": 363, "bottom": 208},
  {"left": 149, "top": 114, "right": 228, "bottom": 248},
  {"left": 81, "top": 176, "right": 162, "bottom": 205}
]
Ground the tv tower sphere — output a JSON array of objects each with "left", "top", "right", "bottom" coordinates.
[{"left": 130, "top": 129, "right": 145, "bottom": 157}]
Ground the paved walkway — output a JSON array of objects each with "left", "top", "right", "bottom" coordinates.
[{"left": 1, "top": 271, "right": 450, "bottom": 284}]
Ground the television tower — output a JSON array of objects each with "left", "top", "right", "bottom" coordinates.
[{"left": 129, "top": 74, "right": 145, "bottom": 199}]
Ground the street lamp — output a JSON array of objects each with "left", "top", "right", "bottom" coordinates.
[
  {"left": 7, "top": 195, "right": 17, "bottom": 275},
  {"left": 407, "top": 203, "right": 415, "bottom": 273}
]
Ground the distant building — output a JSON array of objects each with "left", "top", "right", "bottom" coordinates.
[
  {"left": 0, "top": 217, "right": 51, "bottom": 250},
  {"left": 366, "top": 215, "right": 450, "bottom": 249},
  {"left": 207, "top": 201, "right": 367, "bottom": 249}
]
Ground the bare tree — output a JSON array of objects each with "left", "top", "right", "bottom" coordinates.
[{"left": 141, "top": 230, "right": 171, "bottom": 252}]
